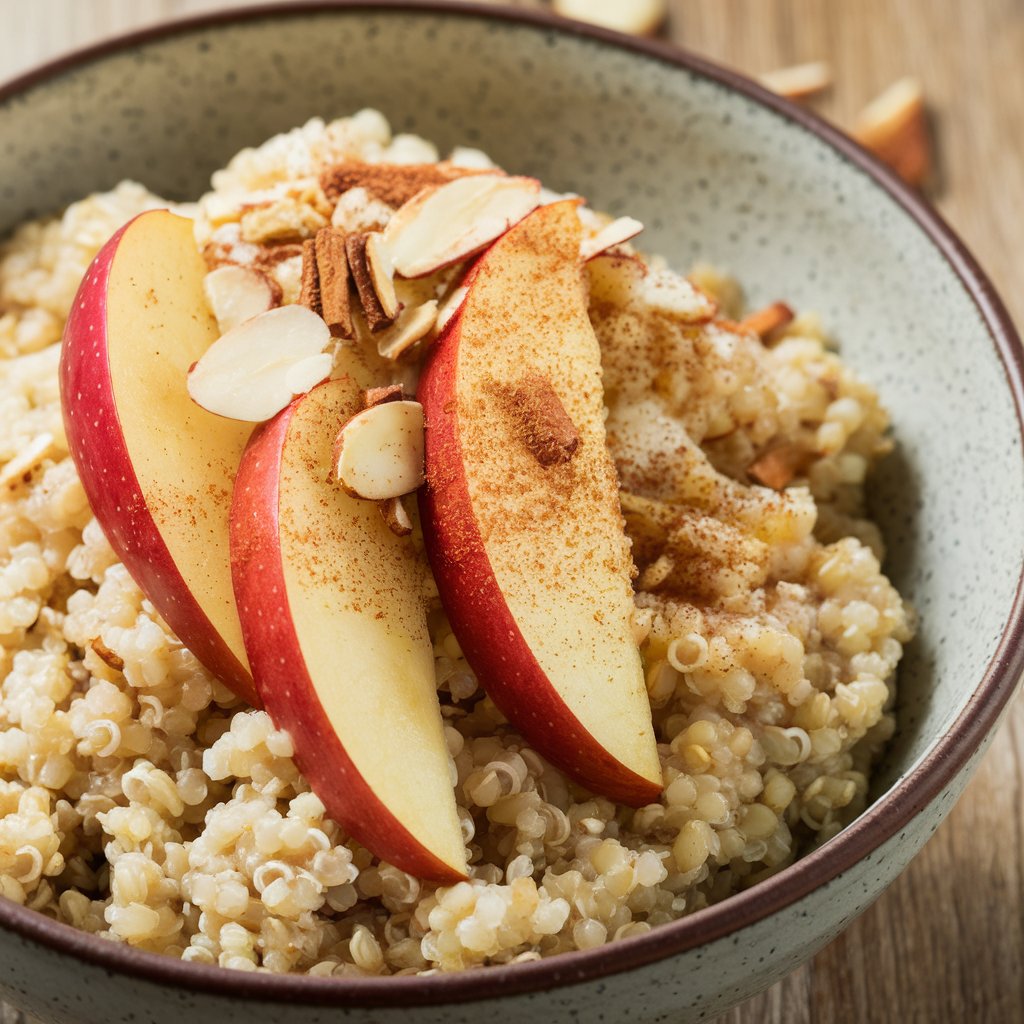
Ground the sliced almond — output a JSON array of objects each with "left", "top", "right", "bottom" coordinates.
[
  {"left": 364, "top": 384, "right": 405, "bottom": 408},
  {"left": 553, "top": 0, "right": 667, "bottom": 36},
  {"left": 331, "top": 399, "right": 426, "bottom": 501},
  {"left": 365, "top": 232, "right": 400, "bottom": 320},
  {"left": 378, "top": 300, "right": 439, "bottom": 360},
  {"left": 580, "top": 216, "right": 644, "bottom": 261},
  {"left": 203, "top": 265, "right": 280, "bottom": 333},
  {"left": 187, "top": 305, "right": 333, "bottom": 422},
  {"left": 0, "top": 432, "right": 56, "bottom": 492},
  {"left": 253, "top": 241, "right": 305, "bottom": 270},
  {"left": 90, "top": 637, "right": 125, "bottom": 672},
  {"left": 380, "top": 495, "right": 413, "bottom": 537},
  {"left": 759, "top": 61, "right": 832, "bottom": 101},
  {"left": 748, "top": 442, "right": 809, "bottom": 490},
  {"left": 314, "top": 227, "right": 353, "bottom": 339},
  {"left": 737, "top": 301, "right": 795, "bottom": 342},
  {"left": 506, "top": 374, "right": 580, "bottom": 468},
  {"left": 435, "top": 287, "right": 469, "bottom": 334},
  {"left": 345, "top": 233, "right": 395, "bottom": 333},
  {"left": 853, "top": 77, "right": 931, "bottom": 187},
  {"left": 383, "top": 174, "right": 541, "bottom": 279}
]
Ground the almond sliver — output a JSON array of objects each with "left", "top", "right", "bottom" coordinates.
[
  {"left": 383, "top": 175, "right": 541, "bottom": 278},
  {"left": 187, "top": 305, "right": 332, "bottom": 422},
  {"left": 332, "top": 400, "right": 425, "bottom": 500},
  {"left": 580, "top": 216, "right": 644, "bottom": 261}
]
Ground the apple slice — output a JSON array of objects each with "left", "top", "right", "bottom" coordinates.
[
  {"left": 60, "top": 210, "right": 259, "bottom": 706},
  {"left": 230, "top": 373, "right": 467, "bottom": 883},
  {"left": 418, "top": 200, "right": 662, "bottom": 806}
]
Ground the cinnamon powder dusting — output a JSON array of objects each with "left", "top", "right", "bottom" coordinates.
[{"left": 320, "top": 161, "right": 485, "bottom": 208}]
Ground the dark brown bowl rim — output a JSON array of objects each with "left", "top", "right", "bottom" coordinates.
[{"left": 1, "top": 0, "right": 1023, "bottom": 1010}]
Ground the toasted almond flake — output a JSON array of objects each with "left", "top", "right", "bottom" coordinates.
[
  {"left": 383, "top": 174, "right": 541, "bottom": 278},
  {"left": 435, "top": 287, "right": 468, "bottom": 333},
  {"left": 331, "top": 400, "right": 426, "bottom": 500},
  {"left": 737, "top": 301, "right": 795, "bottom": 342},
  {"left": 853, "top": 77, "right": 931, "bottom": 187},
  {"left": 748, "top": 443, "right": 809, "bottom": 490},
  {"left": 365, "top": 233, "right": 400, "bottom": 319},
  {"left": 580, "top": 216, "right": 644, "bottom": 261},
  {"left": 90, "top": 637, "right": 125, "bottom": 672},
  {"left": 187, "top": 305, "right": 333, "bottom": 422},
  {"left": 380, "top": 495, "right": 413, "bottom": 536},
  {"left": 364, "top": 384, "right": 405, "bottom": 408},
  {"left": 0, "top": 432, "right": 55, "bottom": 492},
  {"left": 759, "top": 61, "right": 832, "bottom": 101},
  {"left": 314, "top": 226, "right": 353, "bottom": 339},
  {"left": 239, "top": 197, "right": 328, "bottom": 244},
  {"left": 378, "top": 301, "right": 439, "bottom": 360},
  {"left": 203, "top": 265, "right": 280, "bottom": 333},
  {"left": 345, "top": 233, "right": 395, "bottom": 333}
]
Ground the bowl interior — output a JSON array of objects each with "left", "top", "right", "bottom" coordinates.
[{"left": 1, "top": 5, "right": 1021, "bottom": 814}]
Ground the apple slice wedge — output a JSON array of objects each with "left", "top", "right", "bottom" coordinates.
[
  {"left": 418, "top": 199, "right": 662, "bottom": 806},
  {"left": 230, "top": 373, "right": 467, "bottom": 882},
  {"left": 60, "top": 210, "right": 259, "bottom": 706}
]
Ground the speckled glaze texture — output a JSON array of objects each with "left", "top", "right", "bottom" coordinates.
[{"left": 1, "top": 5, "right": 1022, "bottom": 1024}]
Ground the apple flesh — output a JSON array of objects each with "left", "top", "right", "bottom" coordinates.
[
  {"left": 60, "top": 210, "right": 259, "bottom": 706},
  {"left": 231, "top": 372, "right": 467, "bottom": 883},
  {"left": 418, "top": 200, "right": 662, "bottom": 806}
]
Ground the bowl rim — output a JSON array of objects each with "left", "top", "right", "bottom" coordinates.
[{"left": 1, "top": 0, "right": 1023, "bottom": 1009}]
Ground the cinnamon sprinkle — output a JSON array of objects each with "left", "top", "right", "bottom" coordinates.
[
  {"left": 320, "top": 161, "right": 486, "bottom": 208},
  {"left": 737, "top": 301, "right": 795, "bottom": 342}
]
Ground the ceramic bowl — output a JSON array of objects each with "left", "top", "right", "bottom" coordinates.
[{"left": 1, "top": 3, "right": 1022, "bottom": 1023}]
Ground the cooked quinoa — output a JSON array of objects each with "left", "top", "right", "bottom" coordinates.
[{"left": 0, "top": 112, "right": 913, "bottom": 974}]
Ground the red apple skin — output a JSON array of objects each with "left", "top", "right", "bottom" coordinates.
[
  {"left": 418, "top": 312, "right": 662, "bottom": 810},
  {"left": 230, "top": 381, "right": 466, "bottom": 884},
  {"left": 60, "top": 214, "right": 260, "bottom": 706}
]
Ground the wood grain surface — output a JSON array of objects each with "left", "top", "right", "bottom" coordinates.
[{"left": 2, "top": 2, "right": 1022, "bottom": 1023}]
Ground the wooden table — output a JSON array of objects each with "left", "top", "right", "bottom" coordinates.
[{"left": 2, "top": 2, "right": 1022, "bottom": 1022}]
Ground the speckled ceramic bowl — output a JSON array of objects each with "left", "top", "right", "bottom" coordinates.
[{"left": 1, "top": 3, "right": 1022, "bottom": 1022}]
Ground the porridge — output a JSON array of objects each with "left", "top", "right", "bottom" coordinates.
[{"left": 0, "top": 112, "right": 913, "bottom": 974}]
